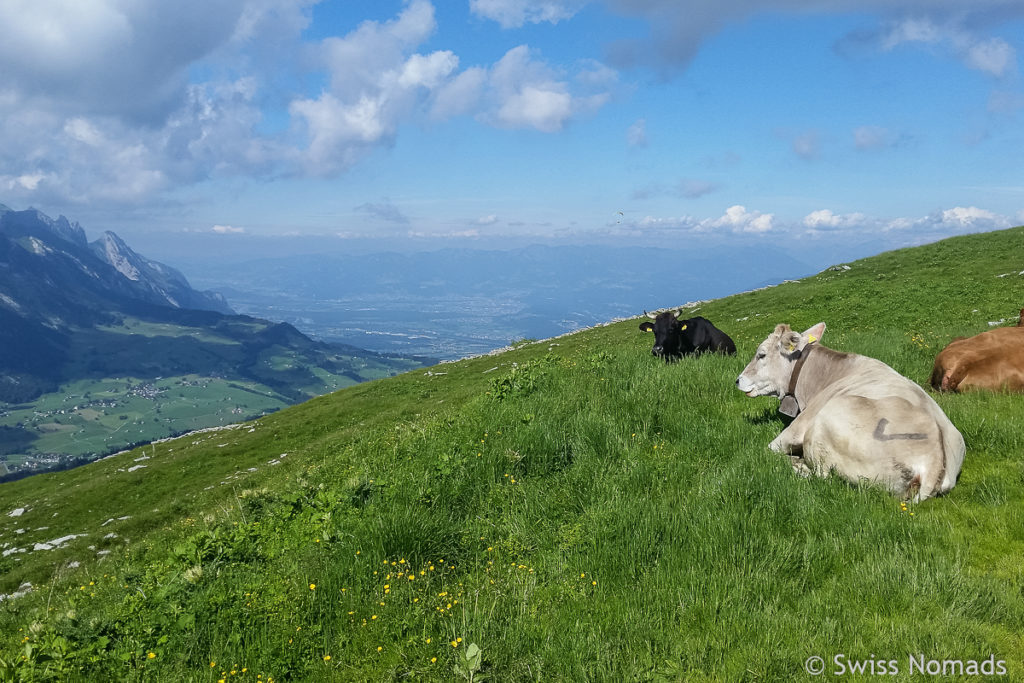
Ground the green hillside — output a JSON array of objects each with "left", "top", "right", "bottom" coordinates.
[
  {"left": 0, "top": 314, "right": 424, "bottom": 476},
  {"left": 2, "top": 227, "right": 1024, "bottom": 681}
]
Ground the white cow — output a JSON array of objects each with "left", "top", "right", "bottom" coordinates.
[{"left": 736, "top": 322, "right": 965, "bottom": 501}]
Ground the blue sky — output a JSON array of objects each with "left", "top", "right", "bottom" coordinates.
[{"left": 2, "top": 0, "right": 1023, "bottom": 254}]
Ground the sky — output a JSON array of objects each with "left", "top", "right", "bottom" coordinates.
[{"left": 2, "top": 0, "right": 1024, "bottom": 258}]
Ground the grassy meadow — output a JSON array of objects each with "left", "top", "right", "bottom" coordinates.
[{"left": 1, "top": 227, "right": 1024, "bottom": 680}]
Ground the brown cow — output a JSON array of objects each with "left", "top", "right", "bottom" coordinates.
[{"left": 930, "top": 309, "right": 1024, "bottom": 392}]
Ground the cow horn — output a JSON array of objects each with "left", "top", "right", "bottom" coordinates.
[{"left": 644, "top": 310, "right": 657, "bottom": 319}]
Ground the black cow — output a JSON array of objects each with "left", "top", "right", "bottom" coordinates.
[{"left": 638, "top": 310, "right": 736, "bottom": 361}]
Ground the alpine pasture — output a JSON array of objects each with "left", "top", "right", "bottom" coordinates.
[{"left": 2, "top": 227, "right": 1023, "bottom": 681}]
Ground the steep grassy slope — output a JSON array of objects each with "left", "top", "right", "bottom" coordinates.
[{"left": 2, "top": 228, "right": 1023, "bottom": 681}]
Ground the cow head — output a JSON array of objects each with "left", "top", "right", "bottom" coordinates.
[
  {"left": 639, "top": 309, "right": 687, "bottom": 361},
  {"left": 736, "top": 322, "right": 826, "bottom": 397}
]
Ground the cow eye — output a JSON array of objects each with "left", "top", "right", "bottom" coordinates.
[{"left": 756, "top": 351, "right": 766, "bottom": 360}]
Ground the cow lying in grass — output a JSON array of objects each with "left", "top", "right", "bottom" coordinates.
[
  {"left": 736, "top": 322, "right": 965, "bottom": 501},
  {"left": 930, "top": 309, "right": 1024, "bottom": 393},
  {"left": 639, "top": 310, "right": 736, "bottom": 361}
]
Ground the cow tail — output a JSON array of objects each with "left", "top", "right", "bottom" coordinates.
[
  {"left": 942, "top": 366, "right": 967, "bottom": 393},
  {"left": 931, "top": 361, "right": 965, "bottom": 392},
  {"left": 924, "top": 427, "right": 949, "bottom": 499}
]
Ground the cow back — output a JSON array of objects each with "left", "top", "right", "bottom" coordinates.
[
  {"left": 682, "top": 316, "right": 737, "bottom": 355},
  {"left": 932, "top": 325, "right": 1024, "bottom": 392}
]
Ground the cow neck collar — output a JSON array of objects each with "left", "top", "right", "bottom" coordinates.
[{"left": 779, "top": 343, "right": 815, "bottom": 418}]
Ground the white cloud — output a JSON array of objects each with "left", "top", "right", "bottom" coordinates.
[
  {"left": 462, "top": 45, "right": 613, "bottom": 133},
  {"left": 487, "top": 45, "right": 573, "bottom": 131},
  {"left": 292, "top": 14, "right": 614, "bottom": 173},
  {"left": 853, "top": 125, "right": 890, "bottom": 150},
  {"left": 477, "top": 214, "right": 500, "bottom": 225},
  {"left": 710, "top": 205, "right": 774, "bottom": 233},
  {"left": 803, "top": 209, "right": 867, "bottom": 230},
  {"left": 877, "top": 17, "right": 1016, "bottom": 78},
  {"left": 622, "top": 205, "right": 774, "bottom": 233},
  {"left": 614, "top": 203, "right": 1016, "bottom": 242},
  {"left": 407, "top": 228, "right": 481, "bottom": 238},
  {"left": 0, "top": 0, "right": 307, "bottom": 204},
  {"left": 470, "top": 0, "right": 586, "bottom": 28},
  {"left": 212, "top": 224, "right": 245, "bottom": 234},
  {"left": 627, "top": 118, "right": 647, "bottom": 147},
  {"left": 678, "top": 179, "right": 718, "bottom": 199},
  {"left": 0, "top": 0, "right": 618, "bottom": 203},
  {"left": 965, "top": 38, "right": 1016, "bottom": 78},
  {"left": 0, "top": 173, "right": 49, "bottom": 192},
  {"left": 497, "top": 85, "right": 573, "bottom": 132},
  {"left": 604, "top": 1, "right": 1024, "bottom": 79},
  {"left": 430, "top": 67, "right": 488, "bottom": 119},
  {"left": 791, "top": 130, "right": 821, "bottom": 160},
  {"left": 355, "top": 200, "right": 411, "bottom": 225},
  {"left": 885, "top": 206, "right": 1011, "bottom": 233},
  {"left": 940, "top": 206, "right": 1006, "bottom": 227},
  {"left": 0, "top": 0, "right": 245, "bottom": 122}
]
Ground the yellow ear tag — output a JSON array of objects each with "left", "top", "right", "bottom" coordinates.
[
  {"left": 787, "top": 343, "right": 795, "bottom": 352},
  {"left": 808, "top": 335, "right": 817, "bottom": 343},
  {"left": 681, "top": 324, "right": 687, "bottom": 330}
]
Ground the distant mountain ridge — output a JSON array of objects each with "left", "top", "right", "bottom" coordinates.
[
  {"left": 0, "top": 204, "right": 425, "bottom": 472},
  {"left": 0, "top": 205, "right": 232, "bottom": 317}
]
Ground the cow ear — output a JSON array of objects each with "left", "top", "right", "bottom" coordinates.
[
  {"left": 801, "top": 322, "right": 826, "bottom": 344},
  {"left": 779, "top": 331, "right": 802, "bottom": 354},
  {"left": 639, "top": 322, "right": 654, "bottom": 333}
]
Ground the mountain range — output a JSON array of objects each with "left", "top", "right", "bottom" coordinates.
[{"left": 0, "top": 205, "right": 424, "bottom": 475}]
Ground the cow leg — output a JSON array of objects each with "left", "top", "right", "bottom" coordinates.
[
  {"left": 768, "top": 421, "right": 807, "bottom": 455},
  {"left": 770, "top": 425, "right": 814, "bottom": 476},
  {"left": 789, "top": 455, "right": 812, "bottom": 477}
]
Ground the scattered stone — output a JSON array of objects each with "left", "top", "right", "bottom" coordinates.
[
  {"left": 7, "top": 507, "right": 25, "bottom": 517},
  {"left": 0, "top": 582, "right": 33, "bottom": 602},
  {"left": 33, "top": 533, "right": 86, "bottom": 551},
  {"left": 127, "top": 464, "right": 147, "bottom": 472}
]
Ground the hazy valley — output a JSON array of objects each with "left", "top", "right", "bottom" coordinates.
[{"left": 182, "top": 244, "right": 819, "bottom": 358}]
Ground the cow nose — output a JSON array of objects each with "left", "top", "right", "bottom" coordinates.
[{"left": 652, "top": 346, "right": 663, "bottom": 355}]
